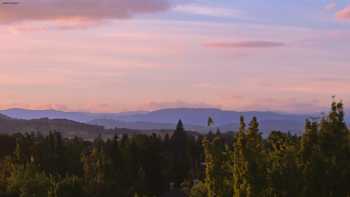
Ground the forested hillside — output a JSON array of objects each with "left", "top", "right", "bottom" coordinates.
[
  {"left": 0, "top": 115, "right": 177, "bottom": 140},
  {"left": 0, "top": 101, "right": 349, "bottom": 197}
]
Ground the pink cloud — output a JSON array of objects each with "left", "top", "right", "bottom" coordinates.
[
  {"left": 204, "top": 41, "right": 285, "bottom": 48},
  {"left": 336, "top": 5, "right": 350, "bottom": 20},
  {"left": 0, "top": 0, "right": 170, "bottom": 24},
  {"left": 173, "top": 3, "right": 243, "bottom": 18}
]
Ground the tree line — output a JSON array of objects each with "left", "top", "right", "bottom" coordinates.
[{"left": 0, "top": 101, "right": 349, "bottom": 197}]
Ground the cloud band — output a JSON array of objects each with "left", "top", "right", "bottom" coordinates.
[
  {"left": 0, "top": 0, "right": 170, "bottom": 24},
  {"left": 204, "top": 41, "right": 285, "bottom": 48}
]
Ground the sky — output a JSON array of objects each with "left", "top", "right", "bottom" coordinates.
[{"left": 0, "top": 0, "right": 350, "bottom": 113}]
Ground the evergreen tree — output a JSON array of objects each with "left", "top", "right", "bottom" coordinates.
[
  {"left": 203, "top": 136, "right": 229, "bottom": 197},
  {"left": 81, "top": 136, "right": 113, "bottom": 197},
  {"left": 171, "top": 120, "right": 191, "bottom": 186},
  {"left": 245, "top": 117, "right": 265, "bottom": 196},
  {"left": 317, "top": 101, "right": 350, "bottom": 196},
  {"left": 232, "top": 116, "right": 249, "bottom": 197},
  {"left": 266, "top": 131, "right": 300, "bottom": 197},
  {"left": 299, "top": 120, "right": 322, "bottom": 197},
  {"left": 233, "top": 116, "right": 265, "bottom": 197}
]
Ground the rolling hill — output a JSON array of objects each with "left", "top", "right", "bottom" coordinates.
[{"left": 0, "top": 114, "right": 175, "bottom": 139}]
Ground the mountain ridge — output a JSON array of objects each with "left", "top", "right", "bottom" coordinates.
[
  {"left": 0, "top": 107, "right": 325, "bottom": 134},
  {"left": 0, "top": 107, "right": 311, "bottom": 123}
]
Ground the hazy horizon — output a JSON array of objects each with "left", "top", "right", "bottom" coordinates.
[{"left": 0, "top": 104, "right": 336, "bottom": 115}]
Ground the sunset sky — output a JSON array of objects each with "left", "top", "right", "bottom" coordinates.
[{"left": 0, "top": 0, "right": 350, "bottom": 113}]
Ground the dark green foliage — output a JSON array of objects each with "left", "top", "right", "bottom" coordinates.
[
  {"left": 49, "top": 176, "right": 84, "bottom": 197},
  {"left": 189, "top": 181, "right": 207, "bottom": 197},
  {"left": 0, "top": 120, "right": 205, "bottom": 196},
  {"left": 303, "top": 101, "right": 350, "bottom": 197},
  {"left": 0, "top": 102, "right": 350, "bottom": 196},
  {"left": 7, "top": 164, "right": 50, "bottom": 197},
  {"left": 170, "top": 120, "right": 192, "bottom": 186},
  {"left": 203, "top": 136, "right": 231, "bottom": 197},
  {"left": 233, "top": 116, "right": 266, "bottom": 197},
  {"left": 265, "top": 131, "right": 300, "bottom": 197}
]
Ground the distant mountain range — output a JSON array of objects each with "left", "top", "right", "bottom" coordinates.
[
  {"left": 0, "top": 108, "right": 330, "bottom": 135},
  {"left": 0, "top": 108, "right": 146, "bottom": 122}
]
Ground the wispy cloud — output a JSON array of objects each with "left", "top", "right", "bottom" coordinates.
[
  {"left": 324, "top": 1, "right": 337, "bottom": 11},
  {"left": 173, "top": 3, "right": 243, "bottom": 18},
  {"left": 336, "top": 5, "right": 350, "bottom": 20},
  {"left": 203, "top": 41, "right": 286, "bottom": 48},
  {"left": 6, "top": 19, "right": 103, "bottom": 32},
  {"left": 0, "top": 0, "right": 170, "bottom": 24}
]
